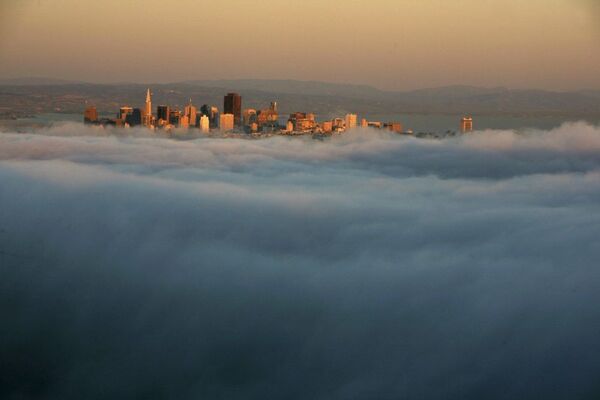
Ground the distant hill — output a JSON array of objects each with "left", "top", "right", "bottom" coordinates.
[
  {"left": 0, "top": 77, "right": 87, "bottom": 86},
  {"left": 181, "top": 79, "right": 386, "bottom": 99},
  {"left": 0, "top": 79, "right": 598, "bottom": 119}
]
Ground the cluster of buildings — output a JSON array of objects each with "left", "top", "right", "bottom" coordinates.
[{"left": 84, "top": 88, "right": 474, "bottom": 135}]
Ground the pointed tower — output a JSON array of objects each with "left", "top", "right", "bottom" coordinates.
[
  {"left": 145, "top": 88, "right": 152, "bottom": 117},
  {"left": 143, "top": 88, "right": 153, "bottom": 127}
]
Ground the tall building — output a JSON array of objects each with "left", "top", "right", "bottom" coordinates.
[
  {"left": 201, "top": 104, "right": 219, "bottom": 128},
  {"left": 220, "top": 113, "right": 235, "bottom": 132},
  {"left": 84, "top": 106, "right": 98, "bottom": 124},
  {"left": 385, "top": 122, "right": 403, "bottom": 133},
  {"left": 345, "top": 113, "right": 357, "bottom": 131},
  {"left": 224, "top": 93, "right": 242, "bottom": 127},
  {"left": 257, "top": 101, "right": 279, "bottom": 131},
  {"left": 119, "top": 106, "right": 133, "bottom": 121},
  {"left": 360, "top": 118, "right": 368, "bottom": 128},
  {"left": 126, "top": 108, "right": 142, "bottom": 127},
  {"left": 243, "top": 109, "right": 257, "bottom": 126},
  {"left": 157, "top": 105, "right": 170, "bottom": 124},
  {"left": 199, "top": 115, "right": 210, "bottom": 133},
  {"left": 184, "top": 100, "right": 197, "bottom": 128},
  {"left": 288, "top": 112, "right": 316, "bottom": 132},
  {"left": 461, "top": 116, "right": 473, "bottom": 133},
  {"left": 169, "top": 110, "right": 181, "bottom": 127},
  {"left": 143, "top": 88, "right": 153, "bottom": 127}
]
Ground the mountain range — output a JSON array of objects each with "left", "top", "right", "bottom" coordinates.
[{"left": 0, "top": 78, "right": 599, "bottom": 119}]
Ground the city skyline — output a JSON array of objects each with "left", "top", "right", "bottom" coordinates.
[{"left": 1, "top": 0, "right": 599, "bottom": 91}]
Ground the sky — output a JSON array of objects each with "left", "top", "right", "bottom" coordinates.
[
  {"left": 2, "top": 123, "right": 600, "bottom": 398},
  {"left": 0, "top": 0, "right": 599, "bottom": 90}
]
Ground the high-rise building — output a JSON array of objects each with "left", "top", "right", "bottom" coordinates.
[
  {"left": 257, "top": 101, "right": 279, "bottom": 131},
  {"left": 243, "top": 109, "right": 257, "bottom": 126},
  {"left": 385, "top": 122, "right": 403, "bottom": 133},
  {"left": 199, "top": 115, "right": 210, "bottom": 133},
  {"left": 84, "top": 106, "right": 98, "bottom": 124},
  {"left": 184, "top": 100, "right": 197, "bottom": 128},
  {"left": 169, "top": 110, "right": 181, "bottom": 127},
  {"left": 360, "top": 118, "right": 368, "bottom": 128},
  {"left": 119, "top": 106, "right": 133, "bottom": 121},
  {"left": 157, "top": 105, "right": 170, "bottom": 124},
  {"left": 143, "top": 88, "right": 153, "bottom": 127},
  {"left": 224, "top": 93, "right": 242, "bottom": 127},
  {"left": 288, "top": 112, "right": 316, "bottom": 132},
  {"left": 126, "top": 108, "right": 142, "bottom": 126},
  {"left": 461, "top": 117, "right": 473, "bottom": 133},
  {"left": 345, "top": 113, "right": 357, "bottom": 131},
  {"left": 322, "top": 121, "right": 333, "bottom": 133},
  {"left": 220, "top": 113, "right": 235, "bottom": 132},
  {"left": 201, "top": 104, "right": 219, "bottom": 128}
]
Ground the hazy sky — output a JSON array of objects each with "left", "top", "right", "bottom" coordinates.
[{"left": 0, "top": 0, "right": 599, "bottom": 90}]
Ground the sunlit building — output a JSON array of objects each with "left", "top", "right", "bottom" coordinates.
[
  {"left": 385, "top": 122, "right": 403, "bottom": 133},
  {"left": 119, "top": 106, "right": 133, "bottom": 121},
  {"left": 201, "top": 104, "right": 219, "bottom": 129},
  {"left": 184, "top": 100, "right": 197, "bottom": 128},
  {"left": 143, "top": 88, "right": 153, "bottom": 127},
  {"left": 220, "top": 113, "right": 235, "bottom": 132},
  {"left": 288, "top": 112, "right": 316, "bottom": 132},
  {"left": 199, "top": 115, "right": 210, "bottom": 133},
  {"left": 84, "top": 106, "right": 98, "bottom": 124},
  {"left": 243, "top": 109, "right": 257, "bottom": 126},
  {"left": 360, "top": 118, "right": 368, "bottom": 128},
  {"left": 345, "top": 113, "right": 357, "bottom": 131},
  {"left": 224, "top": 93, "right": 242, "bottom": 127},
  {"left": 461, "top": 116, "right": 473, "bottom": 133},
  {"left": 321, "top": 120, "right": 333, "bottom": 133}
]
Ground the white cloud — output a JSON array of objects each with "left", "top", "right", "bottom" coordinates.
[{"left": 1, "top": 122, "right": 600, "bottom": 399}]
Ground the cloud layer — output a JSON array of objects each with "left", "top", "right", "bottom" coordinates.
[{"left": 1, "top": 123, "right": 600, "bottom": 399}]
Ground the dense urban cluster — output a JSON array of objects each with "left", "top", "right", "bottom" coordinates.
[{"left": 84, "top": 88, "right": 474, "bottom": 135}]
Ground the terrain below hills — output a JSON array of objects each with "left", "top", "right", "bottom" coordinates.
[{"left": 0, "top": 78, "right": 599, "bottom": 120}]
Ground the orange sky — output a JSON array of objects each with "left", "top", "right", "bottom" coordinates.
[{"left": 0, "top": 0, "right": 598, "bottom": 90}]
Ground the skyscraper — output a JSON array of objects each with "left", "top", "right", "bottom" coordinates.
[
  {"left": 199, "top": 115, "right": 210, "bottom": 133},
  {"left": 157, "top": 105, "right": 170, "bottom": 123},
  {"left": 126, "top": 108, "right": 142, "bottom": 127},
  {"left": 184, "top": 100, "right": 197, "bottom": 128},
  {"left": 224, "top": 93, "right": 242, "bottom": 127},
  {"left": 345, "top": 113, "right": 357, "bottom": 131},
  {"left": 143, "top": 88, "right": 153, "bottom": 127},
  {"left": 84, "top": 106, "right": 98, "bottom": 124},
  {"left": 461, "top": 117, "right": 473, "bottom": 133},
  {"left": 220, "top": 113, "right": 235, "bottom": 132}
]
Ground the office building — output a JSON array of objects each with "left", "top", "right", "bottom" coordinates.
[
  {"left": 385, "top": 122, "right": 403, "bottom": 133},
  {"left": 220, "top": 113, "right": 235, "bottom": 132},
  {"left": 157, "top": 105, "right": 170, "bottom": 123},
  {"left": 126, "top": 108, "right": 142, "bottom": 126},
  {"left": 345, "top": 113, "right": 357, "bottom": 131},
  {"left": 224, "top": 93, "right": 242, "bottom": 126},
  {"left": 184, "top": 100, "right": 197, "bottom": 127},
  {"left": 461, "top": 117, "right": 473, "bottom": 133},
  {"left": 361, "top": 118, "right": 368, "bottom": 128},
  {"left": 199, "top": 115, "right": 210, "bottom": 133},
  {"left": 243, "top": 109, "right": 257, "bottom": 126},
  {"left": 143, "top": 88, "right": 153, "bottom": 127},
  {"left": 169, "top": 110, "right": 181, "bottom": 127},
  {"left": 84, "top": 106, "right": 98, "bottom": 124},
  {"left": 119, "top": 106, "right": 133, "bottom": 121}
]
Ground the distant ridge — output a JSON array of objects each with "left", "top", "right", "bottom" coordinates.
[
  {"left": 0, "top": 77, "right": 87, "bottom": 86},
  {"left": 180, "top": 79, "right": 387, "bottom": 98},
  {"left": 0, "top": 78, "right": 598, "bottom": 117}
]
